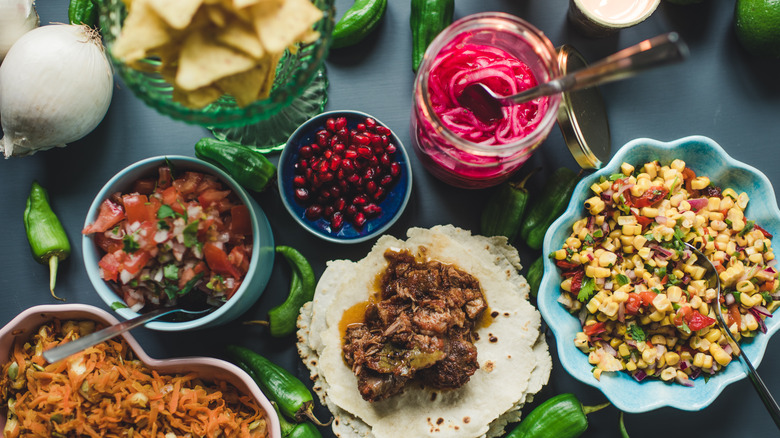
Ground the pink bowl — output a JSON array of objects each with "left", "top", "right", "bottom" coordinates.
[{"left": 0, "top": 304, "right": 281, "bottom": 437}]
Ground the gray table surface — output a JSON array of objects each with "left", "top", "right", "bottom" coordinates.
[{"left": 2, "top": 0, "right": 780, "bottom": 436}]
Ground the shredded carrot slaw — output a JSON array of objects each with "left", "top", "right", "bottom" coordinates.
[{"left": 0, "top": 319, "right": 268, "bottom": 438}]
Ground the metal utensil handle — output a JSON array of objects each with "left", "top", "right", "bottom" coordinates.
[
  {"left": 508, "top": 33, "right": 689, "bottom": 104},
  {"left": 42, "top": 307, "right": 175, "bottom": 363},
  {"left": 735, "top": 352, "right": 780, "bottom": 429}
]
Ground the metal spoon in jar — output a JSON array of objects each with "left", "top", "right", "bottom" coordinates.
[
  {"left": 456, "top": 32, "right": 689, "bottom": 124},
  {"left": 42, "top": 303, "right": 215, "bottom": 364},
  {"left": 684, "top": 242, "right": 780, "bottom": 428}
]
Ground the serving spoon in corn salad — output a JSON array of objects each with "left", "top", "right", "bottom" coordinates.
[{"left": 686, "top": 242, "right": 780, "bottom": 428}]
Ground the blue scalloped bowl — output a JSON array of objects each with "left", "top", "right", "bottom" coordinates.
[
  {"left": 279, "top": 110, "right": 412, "bottom": 243},
  {"left": 538, "top": 135, "right": 780, "bottom": 412}
]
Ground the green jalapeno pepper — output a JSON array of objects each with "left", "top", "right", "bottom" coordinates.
[
  {"left": 519, "top": 167, "right": 580, "bottom": 250},
  {"left": 525, "top": 256, "right": 544, "bottom": 298},
  {"left": 331, "top": 0, "right": 387, "bottom": 49},
  {"left": 245, "top": 246, "right": 316, "bottom": 337},
  {"left": 505, "top": 393, "right": 610, "bottom": 438},
  {"left": 480, "top": 168, "right": 538, "bottom": 242},
  {"left": 410, "top": 0, "right": 454, "bottom": 72},
  {"left": 24, "top": 181, "right": 71, "bottom": 301},
  {"left": 68, "top": 0, "right": 98, "bottom": 27},
  {"left": 194, "top": 137, "right": 276, "bottom": 193},
  {"left": 619, "top": 412, "right": 631, "bottom": 438},
  {"left": 226, "top": 345, "right": 329, "bottom": 426},
  {"left": 273, "top": 402, "right": 323, "bottom": 438}
]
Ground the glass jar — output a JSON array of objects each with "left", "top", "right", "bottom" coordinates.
[{"left": 410, "top": 12, "right": 561, "bottom": 189}]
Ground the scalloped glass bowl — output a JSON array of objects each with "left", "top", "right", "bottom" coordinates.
[
  {"left": 538, "top": 135, "right": 780, "bottom": 412},
  {"left": 82, "top": 156, "right": 275, "bottom": 331},
  {"left": 97, "top": 0, "right": 335, "bottom": 128},
  {"left": 0, "top": 304, "right": 281, "bottom": 437},
  {"left": 278, "top": 110, "right": 413, "bottom": 243}
]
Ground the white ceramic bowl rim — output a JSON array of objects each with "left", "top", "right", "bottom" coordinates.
[
  {"left": 0, "top": 304, "right": 281, "bottom": 437},
  {"left": 538, "top": 135, "right": 780, "bottom": 412},
  {"left": 82, "top": 155, "right": 266, "bottom": 330},
  {"left": 572, "top": 0, "right": 661, "bottom": 27},
  {"left": 280, "top": 109, "right": 413, "bottom": 244}
]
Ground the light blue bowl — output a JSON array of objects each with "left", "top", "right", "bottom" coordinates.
[
  {"left": 279, "top": 110, "right": 412, "bottom": 244},
  {"left": 538, "top": 136, "right": 780, "bottom": 412},
  {"left": 82, "top": 156, "right": 275, "bottom": 331}
]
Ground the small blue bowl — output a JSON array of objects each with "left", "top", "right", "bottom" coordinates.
[
  {"left": 82, "top": 156, "right": 275, "bottom": 331},
  {"left": 538, "top": 136, "right": 780, "bottom": 412},
  {"left": 279, "top": 110, "right": 412, "bottom": 243}
]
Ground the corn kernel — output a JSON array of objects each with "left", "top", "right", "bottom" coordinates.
[
  {"left": 554, "top": 249, "right": 568, "bottom": 260},
  {"left": 710, "top": 343, "right": 732, "bottom": 367},
  {"left": 670, "top": 159, "right": 686, "bottom": 172},
  {"left": 704, "top": 328, "right": 722, "bottom": 343},
  {"left": 640, "top": 207, "right": 658, "bottom": 218},
  {"left": 618, "top": 343, "right": 631, "bottom": 358},
  {"left": 736, "top": 280, "right": 755, "bottom": 294},
  {"left": 641, "top": 348, "right": 657, "bottom": 364},
  {"left": 660, "top": 367, "right": 677, "bottom": 381},
  {"left": 652, "top": 294, "right": 672, "bottom": 313},
  {"left": 586, "top": 298, "right": 601, "bottom": 314},
  {"left": 585, "top": 196, "right": 606, "bottom": 215},
  {"left": 691, "top": 176, "right": 710, "bottom": 190},
  {"left": 612, "top": 290, "right": 628, "bottom": 303},
  {"left": 707, "top": 197, "right": 721, "bottom": 211},
  {"left": 692, "top": 352, "right": 706, "bottom": 368},
  {"left": 648, "top": 310, "right": 666, "bottom": 322},
  {"left": 702, "top": 354, "right": 713, "bottom": 369},
  {"left": 625, "top": 360, "right": 637, "bottom": 372},
  {"left": 664, "top": 352, "right": 681, "bottom": 366},
  {"left": 599, "top": 251, "right": 617, "bottom": 267},
  {"left": 737, "top": 192, "right": 749, "bottom": 209},
  {"left": 744, "top": 312, "right": 759, "bottom": 331},
  {"left": 666, "top": 286, "right": 683, "bottom": 303},
  {"left": 621, "top": 162, "right": 635, "bottom": 176},
  {"left": 590, "top": 182, "right": 603, "bottom": 195}
]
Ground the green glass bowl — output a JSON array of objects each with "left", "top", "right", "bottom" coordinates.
[{"left": 97, "top": 0, "right": 335, "bottom": 128}]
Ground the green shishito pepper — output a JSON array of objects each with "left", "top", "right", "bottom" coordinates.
[
  {"left": 480, "top": 168, "right": 537, "bottom": 242},
  {"left": 525, "top": 256, "right": 544, "bottom": 298},
  {"left": 194, "top": 137, "right": 276, "bottom": 193},
  {"left": 225, "top": 345, "right": 328, "bottom": 426},
  {"left": 245, "top": 246, "right": 316, "bottom": 337},
  {"left": 68, "top": 0, "right": 98, "bottom": 27},
  {"left": 410, "top": 0, "right": 454, "bottom": 72},
  {"left": 505, "top": 393, "right": 610, "bottom": 438},
  {"left": 24, "top": 181, "right": 71, "bottom": 301},
  {"left": 272, "top": 402, "right": 323, "bottom": 438},
  {"left": 519, "top": 167, "right": 580, "bottom": 250},
  {"left": 331, "top": 0, "right": 387, "bottom": 49}
]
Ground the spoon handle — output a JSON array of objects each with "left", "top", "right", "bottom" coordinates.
[
  {"left": 736, "top": 351, "right": 780, "bottom": 429},
  {"left": 42, "top": 307, "right": 175, "bottom": 363},
  {"left": 508, "top": 33, "right": 689, "bottom": 105}
]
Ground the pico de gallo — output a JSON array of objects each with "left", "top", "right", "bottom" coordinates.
[{"left": 82, "top": 166, "right": 253, "bottom": 312}]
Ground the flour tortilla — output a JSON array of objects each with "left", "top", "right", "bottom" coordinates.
[{"left": 297, "top": 225, "right": 551, "bottom": 438}]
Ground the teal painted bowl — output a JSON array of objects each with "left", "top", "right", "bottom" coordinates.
[
  {"left": 538, "top": 136, "right": 780, "bottom": 412},
  {"left": 83, "top": 156, "right": 275, "bottom": 331}
]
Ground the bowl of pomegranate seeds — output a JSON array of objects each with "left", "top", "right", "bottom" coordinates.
[{"left": 279, "top": 110, "right": 412, "bottom": 243}]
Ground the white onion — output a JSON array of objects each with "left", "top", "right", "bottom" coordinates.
[
  {"left": 0, "top": 24, "right": 113, "bottom": 158},
  {"left": 0, "top": 0, "right": 38, "bottom": 62}
]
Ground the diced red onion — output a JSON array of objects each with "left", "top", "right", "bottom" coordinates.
[
  {"left": 676, "top": 375, "right": 694, "bottom": 387},
  {"left": 655, "top": 215, "right": 668, "bottom": 225},
  {"left": 601, "top": 342, "right": 618, "bottom": 357},
  {"left": 680, "top": 360, "right": 690, "bottom": 371},
  {"left": 627, "top": 270, "right": 636, "bottom": 280},
  {"left": 618, "top": 302, "right": 625, "bottom": 323},
  {"left": 632, "top": 370, "right": 647, "bottom": 382},
  {"left": 722, "top": 343, "right": 733, "bottom": 356},
  {"left": 725, "top": 293, "right": 736, "bottom": 306},
  {"left": 687, "top": 198, "right": 708, "bottom": 212},
  {"left": 752, "top": 305, "right": 772, "bottom": 318}
]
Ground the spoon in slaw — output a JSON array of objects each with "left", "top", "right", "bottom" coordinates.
[{"left": 685, "top": 242, "right": 780, "bottom": 428}]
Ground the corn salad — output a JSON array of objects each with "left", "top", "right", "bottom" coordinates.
[{"left": 554, "top": 159, "right": 779, "bottom": 385}]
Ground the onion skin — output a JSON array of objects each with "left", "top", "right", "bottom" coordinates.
[
  {"left": 0, "top": 24, "right": 113, "bottom": 158},
  {"left": 0, "top": 0, "right": 39, "bottom": 62}
]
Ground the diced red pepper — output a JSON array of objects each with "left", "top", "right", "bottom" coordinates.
[
  {"left": 556, "top": 259, "right": 580, "bottom": 271},
  {"left": 630, "top": 186, "right": 669, "bottom": 208},
  {"left": 583, "top": 321, "right": 607, "bottom": 337},
  {"left": 570, "top": 270, "right": 585, "bottom": 294},
  {"left": 727, "top": 303, "right": 742, "bottom": 329},
  {"left": 82, "top": 199, "right": 125, "bottom": 234},
  {"left": 625, "top": 293, "right": 642, "bottom": 315},
  {"left": 203, "top": 242, "right": 242, "bottom": 279},
  {"left": 755, "top": 223, "right": 773, "bottom": 239},
  {"left": 640, "top": 291, "right": 657, "bottom": 307},
  {"left": 686, "top": 310, "right": 716, "bottom": 332}
]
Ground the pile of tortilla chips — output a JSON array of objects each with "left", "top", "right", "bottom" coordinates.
[{"left": 112, "top": 0, "right": 323, "bottom": 108}]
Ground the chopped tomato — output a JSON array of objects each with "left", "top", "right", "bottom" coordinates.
[
  {"left": 198, "top": 189, "right": 231, "bottom": 208},
  {"left": 570, "top": 270, "right": 585, "bottom": 294},
  {"left": 82, "top": 199, "right": 125, "bottom": 234},
  {"left": 98, "top": 252, "right": 122, "bottom": 282},
  {"left": 203, "top": 242, "right": 242, "bottom": 279},
  {"left": 682, "top": 167, "right": 696, "bottom": 193},
  {"left": 727, "top": 303, "right": 742, "bottom": 328},
  {"left": 131, "top": 178, "right": 156, "bottom": 195},
  {"left": 173, "top": 172, "right": 203, "bottom": 196},
  {"left": 686, "top": 310, "right": 716, "bottom": 332},
  {"left": 231, "top": 205, "right": 252, "bottom": 236},
  {"left": 161, "top": 186, "right": 185, "bottom": 214},
  {"left": 630, "top": 186, "right": 668, "bottom": 208},
  {"left": 640, "top": 291, "right": 657, "bottom": 307},
  {"left": 123, "top": 194, "right": 161, "bottom": 224},
  {"left": 94, "top": 232, "right": 123, "bottom": 254},
  {"left": 755, "top": 223, "right": 773, "bottom": 239},
  {"left": 157, "top": 166, "right": 173, "bottom": 189},
  {"left": 634, "top": 214, "right": 653, "bottom": 227},
  {"left": 674, "top": 306, "right": 693, "bottom": 327},
  {"left": 625, "top": 293, "right": 642, "bottom": 315},
  {"left": 228, "top": 245, "right": 251, "bottom": 275},
  {"left": 122, "top": 251, "right": 152, "bottom": 275},
  {"left": 583, "top": 321, "right": 606, "bottom": 336},
  {"left": 555, "top": 259, "right": 580, "bottom": 271},
  {"left": 760, "top": 280, "right": 776, "bottom": 292}
]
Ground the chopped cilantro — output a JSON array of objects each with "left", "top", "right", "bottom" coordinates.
[
  {"left": 738, "top": 220, "right": 755, "bottom": 237},
  {"left": 122, "top": 234, "right": 140, "bottom": 253},
  {"left": 157, "top": 204, "right": 178, "bottom": 219},
  {"left": 674, "top": 227, "right": 686, "bottom": 241},
  {"left": 182, "top": 220, "right": 200, "bottom": 248},
  {"left": 731, "top": 291, "right": 741, "bottom": 304},
  {"left": 157, "top": 219, "right": 170, "bottom": 230},
  {"left": 584, "top": 234, "right": 595, "bottom": 245},
  {"left": 761, "top": 291, "right": 773, "bottom": 304},
  {"left": 163, "top": 264, "right": 179, "bottom": 281},
  {"left": 179, "top": 272, "right": 204, "bottom": 296},
  {"left": 725, "top": 218, "right": 733, "bottom": 227},
  {"left": 655, "top": 267, "right": 667, "bottom": 278},
  {"left": 609, "top": 173, "right": 624, "bottom": 181},
  {"left": 111, "top": 301, "right": 128, "bottom": 310},
  {"left": 680, "top": 322, "right": 691, "bottom": 335},
  {"left": 577, "top": 277, "right": 596, "bottom": 302},
  {"left": 616, "top": 274, "right": 630, "bottom": 286},
  {"left": 628, "top": 324, "right": 646, "bottom": 342}
]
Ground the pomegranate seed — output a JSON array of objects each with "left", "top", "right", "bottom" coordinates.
[
  {"left": 363, "top": 203, "right": 382, "bottom": 217},
  {"left": 365, "top": 117, "right": 377, "bottom": 130},
  {"left": 300, "top": 145, "right": 313, "bottom": 158},
  {"left": 318, "top": 161, "right": 329, "bottom": 174},
  {"left": 385, "top": 143, "right": 397, "bottom": 154},
  {"left": 353, "top": 195, "right": 367, "bottom": 206},
  {"left": 366, "top": 181, "right": 377, "bottom": 194},
  {"left": 380, "top": 153, "right": 391, "bottom": 167},
  {"left": 293, "top": 176, "right": 306, "bottom": 187},
  {"left": 337, "top": 169, "right": 345, "bottom": 181},
  {"left": 353, "top": 134, "right": 370, "bottom": 146},
  {"left": 337, "top": 128, "right": 349, "bottom": 143},
  {"left": 305, "top": 205, "right": 322, "bottom": 219},
  {"left": 330, "top": 212, "right": 344, "bottom": 230},
  {"left": 345, "top": 149, "right": 358, "bottom": 159},
  {"left": 345, "top": 204, "right": 358, "bottom": 217},
  {"left": 297, "top": 158, "right": 308, "bottom": 170},
  {"left": 324, "top": 149, "right": 333, "bottom": 159},
  {"left": 305, "top": 168, "right": 314, "bottom": 181},
  {"left": 381, "top": 135, "right": 389, "bottom": 147},
  {"left": 376, "top": 125, "right": 391, "bottom": 135},
  {"left": 330, "top": 136, "right": 339, "bottom": 147},
  {"left": 338, "top": 179, "right": 349, "bottom": 191},
  {"left": 323, "top": 206, "right": 335, "bottom": 219},
  {"left": 357, "top": 146, "right": 372, "bottom": 157},
  {"left": 342, "top": 158, "right": 354, "bottom": 173},
  {"left": 335, "top": 116, "right": 347, "bottom": 131},
  {"left": 329, "top": 156, "right": 342, "bottom": 171},
  {"left": 369, "top": 156, "right": 379, "bottom": 168},
  {"left": 357, "top": 123, "right": 366, "bottom": 132},
  {"left": 347, "top": 173, "right": 360, "bottom": 184},
  {"left": 372, "top": 187, "right": 385, "bottom": 201},
  {"left": 295, "top": 188, "right": 310, "bottom": 201},
  {"left": 326, "top": 118, "right": 336, "bottom": 132},
  {"left": 330, "top": 186, "right": 341, "bottom": 198},
  {"left": 354, "top": 159, "right": 367, "bottom": 170},
  {"left": 333, "top": 143, "right": 346, "bottom": 155},
  {"left": 353, "top": 212, "right": 367, "bottom": 227},
  {"left": 363, "top": 168, "right": 375, "bottom": 180},
  {"left": 335, "top": 198, "right": 347, "bottom": 212},
  {"left": 311, "top": 143, "right": 321, "bottom": 154},
  {"left": 380, "top": 175, "right": 394, "bottom": 186},
  {"left": 390, "top": 162, "right": 401, "bottom": 177},
  {"left": 320, "top": 171, "right": 334, "bottom": 183}
]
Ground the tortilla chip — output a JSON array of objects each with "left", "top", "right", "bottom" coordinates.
[
  {"left": 251, "top": 0, "right": 322, "bottom": 54},
  {"left": 216, "top": 67, "right": 265, "bottom": 107},
  {"left": 173, "top": 85, "right": 222, "bottom": 108},
  {"left": 112, "top": 0, "right": 173, "bottom": 62},
  {"left": 147, "top": 0, "right": 203, "bottom": 29},
  {"left": 175, "top": 30, "right": 255, "bottom": 91},
  {"left": 216, "top": 18, "right": 265, "bottom": 58}
]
